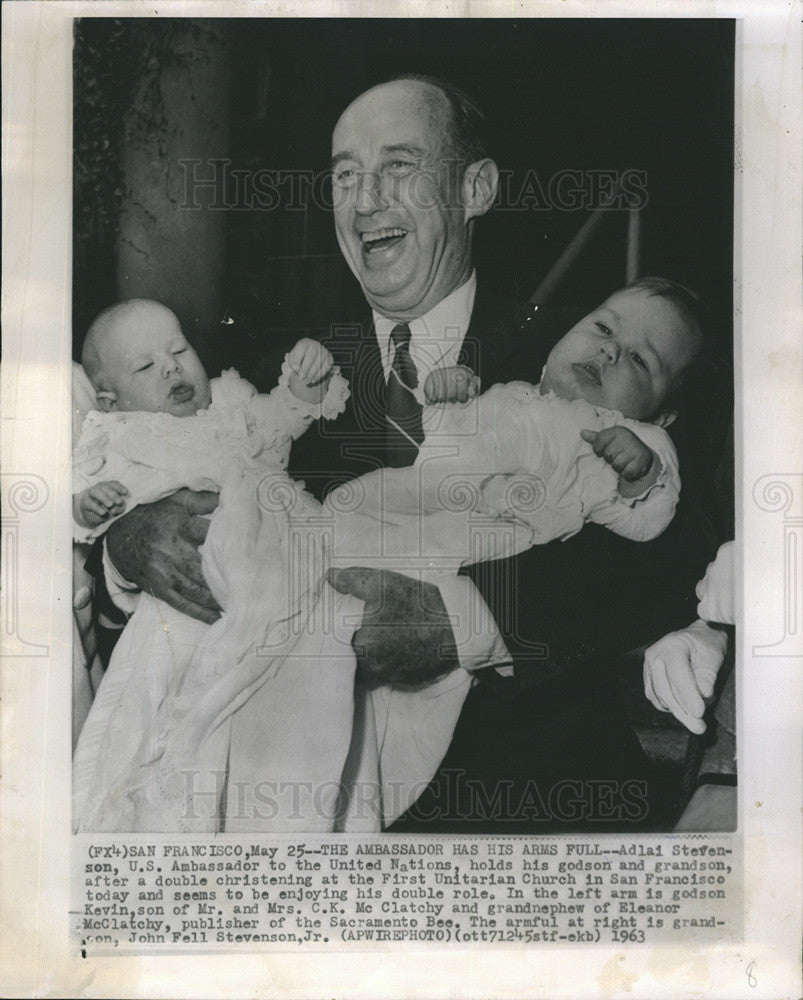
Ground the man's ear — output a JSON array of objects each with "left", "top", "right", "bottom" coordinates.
[
  {"left": 462, "top": 158, "right": 499, "bottom": 222},
  {"left": 654, "top": 409, "right": 677, "bottom": 429},
  {"left": 95, "top": 390, "right": 118, "bottom": 413}
]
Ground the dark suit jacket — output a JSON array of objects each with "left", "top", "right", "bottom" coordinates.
[{"left": 275, "top": 282, "right": 718, "bottom": 693}]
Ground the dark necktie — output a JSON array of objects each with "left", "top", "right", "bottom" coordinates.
[{"left": 384, "top": 322, "right": 424, "bottom": 467}]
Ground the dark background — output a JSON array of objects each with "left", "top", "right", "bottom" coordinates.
[
  {"left": 231, "top": 23, "right": 733, "bottom": 274},
  {"left": 74, "top": 17, "right": 734, "bottom": 370},
  {"left": 223, "top": 18, "right": 734, "bottom": 360}
]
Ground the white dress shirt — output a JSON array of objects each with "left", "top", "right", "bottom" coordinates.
[
  {"left": 374, "top": 270, "right": 477, "bottom": 401},
  {"left": 373, "top": 271, "right": 512, "bottom": 676}
]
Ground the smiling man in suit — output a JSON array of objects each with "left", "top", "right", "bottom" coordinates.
[
  {"left": 293, "top": 74, "right": 534, "bottom": 688},
  {"left": 102, "top": 74, "right": 717, "bottom": 830},
  {"left": 289, "top": 75, "right": 718, "bottom": 830}
]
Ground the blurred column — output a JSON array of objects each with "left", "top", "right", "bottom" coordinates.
[{"left": 116, "top": 21, "right": 231, "bottom": 366}]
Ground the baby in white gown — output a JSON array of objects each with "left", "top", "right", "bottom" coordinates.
[
  {"left": 329, "top": 277, "right": 703, "bottom": 690},
  {"left": 73, "top": 300, "right": 357, "bottom": 832}
]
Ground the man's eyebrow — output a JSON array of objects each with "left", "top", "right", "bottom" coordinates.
[
  {"left": 331, "top": 151, "right": 357, "bottom": 169},
  {"left": 331, "top": 144, "right": 428, "bottom": 169},
  {"left": 380, "top": 143, "right": 427, "bottom": 158}
]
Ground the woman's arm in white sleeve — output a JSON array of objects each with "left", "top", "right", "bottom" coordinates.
[{"left": 588, "top": 421, "right": 681, "bottom": 542}]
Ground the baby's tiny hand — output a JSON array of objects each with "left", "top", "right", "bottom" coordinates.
[
  {"left": 287, "top": 338, "right": 334, "bottom": 385},
  {"left": 424, "top": 365, "right": 480, "bottom": 404},
  {"left": 580, "top": 426, "right": 656, "bottom": 483},
  {"left": 75, "top": 480, "right": 130, "bottom": 528}
]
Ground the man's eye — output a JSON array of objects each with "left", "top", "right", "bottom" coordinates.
[
  {"left": 173, "top": 348, "right": 186, "bottom": 356},
  {"left": 596, "top": 322, "right": 613, "bottom": 337},
  {"left": 385, "top": 160, "right": 414, "bottom": 174},
  {"left": 333, "top": 168, "right": 357, "bottom": 186},
  {"left": 631, "top": 351, "right": 648, "bottom": 370},
  {"left": 136, "top": 363, "right": 153, "bottom": 373}
]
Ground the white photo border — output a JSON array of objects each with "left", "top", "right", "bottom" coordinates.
[{"left": 1, "top": 2, "right": 800, "bottom": 997}]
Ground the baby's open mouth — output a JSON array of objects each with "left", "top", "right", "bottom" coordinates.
[
  {"left": 360, "top": 227, "right": 407, "bottom": 254},
  {"left": 573, "top": 361, "right": 602, "bottom": 386},
  {"left": 169, "top": 382, "right": 195, "bottom": 403}
]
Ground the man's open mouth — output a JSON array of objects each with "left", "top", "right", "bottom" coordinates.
[
  {"left": 360, "top": 227, "right": 407, "bottom": 254},
  {"left": 573, "top": 361, "right": 602, "bottom": 386},
  {"left": 169, "top": 382, "right": 195, "bottom": 403}
]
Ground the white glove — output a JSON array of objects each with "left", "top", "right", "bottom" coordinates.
[
  {"left": 643, "top": 620, "right": 728, "bottom": 734},
  {"left": 695, "top": 540, "right": 734, "bottom": 625}
]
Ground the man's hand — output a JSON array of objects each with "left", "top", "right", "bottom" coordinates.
[
  {"left": 580, "top": 426, "right": 659, "bottom": 498},
  {"left": 643, "top": 620, "right": 728, "bottom": 734},
  {"left": 325, "top": 567, "right": 459, "bottom": 689},
  {"left": 105, "top": 489, "right": 222, "bottom": 624},
  {"left": 424, "top": 365, "right": 480, "bottom": 404}
]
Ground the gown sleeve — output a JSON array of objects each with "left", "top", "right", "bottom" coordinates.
[
  {"left": 248, "top": 360, "right": 350, "bottom": 462},
  {"left": 413, "top": 383, "right": 544, "bottom": 513},
  {"left": 72, "top": 413, "right": 133, "bottom": 543},
  {"left": 585, "top": 418, "right": 681, "bottom": 542}
]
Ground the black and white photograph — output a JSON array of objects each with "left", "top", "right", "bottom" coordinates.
[
  {"left": 1, "top": 2, "right": 801, "bottom": 996},
  {"left": 71, "top": 16, "right": 736, "bottom": 836}
]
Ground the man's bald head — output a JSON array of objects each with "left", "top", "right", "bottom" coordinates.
[{"left": 386, "top": 74, "right": 488, "bottom": 177}]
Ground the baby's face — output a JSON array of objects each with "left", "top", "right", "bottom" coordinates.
[
  {"left": 101, "top": 306, "right": 211, "bottom": 416},
  {"left": 539, "top": 287, "right": 700, "bottom": 421}
]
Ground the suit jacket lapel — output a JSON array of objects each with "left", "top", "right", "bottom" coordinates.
[
  {"left": 466, "top": 283, "right": 585, "bottom": 389},
  {"left": 465, "top": 284, "right": 543, "bottom": 387},
  {"left": 348, "top": 312, "right": 385, "bottom": 434}
]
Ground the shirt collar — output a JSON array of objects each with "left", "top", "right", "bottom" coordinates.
[{"left": 373, "top": 271, "right": 477, "bottom": 380}]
